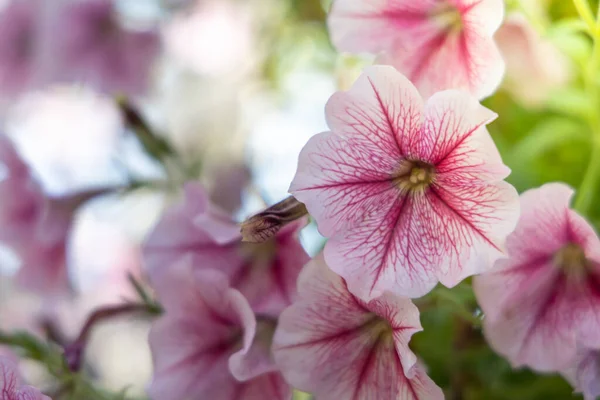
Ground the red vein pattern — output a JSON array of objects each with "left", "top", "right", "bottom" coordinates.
[
  {"left": 291, "top": 66, "right": 519, "bottom": 300},
  {"left": 273, "top": 254, "right": 443, "bottom": 400},
  {"left": 0, "top": 356, "right": 50, "bottom": 400},
  {"left": 148, "top": 262, "right": 290, "bottom": 400},
  {"left": 328, "top": 0, "right": 505, "bottom": 99},
  {"left": 474, "top": 183, "right": 600, "bottom": 372}
]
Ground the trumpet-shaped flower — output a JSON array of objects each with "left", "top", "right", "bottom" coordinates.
[
  {"left": 143, "top": 183, "right": 309, "bottom": 316},
  {"left": 273, "top": 254, "right": 443, "bottom": 399},
  {"left": 148, "top": 258, "right": 290, "bottom": 400},
  {"left": 328, "top": 0, "right": 505, "bottom": 99},
  {"left": 0, "top": 356, "right": 50, "bottom": 400},
  {"left": 291, "top": 66, "right": 518, "bottom": 300},
  {"left": 474, "top": 183, "right": 600, "bottom": 371}
]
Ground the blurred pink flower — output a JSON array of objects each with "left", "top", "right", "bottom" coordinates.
[
  {"left": 495, "top": 13, "right": 571, "bottom": 107},
  {"left": 0, "top": 0, "right": 39, "bottom": 97},
  {"left": 143, "top": 182, "right": 309, "bottom": 316},
  {"left": 148, "top": 258, "right": 290, "bottom": 400},
  {"left": 328, "top": 0, "right": 505, "bottom": 99},
  {"left": 56, "top": 0, "right": 160, "bottom": 95},
  {"left": 562, "top": 348, "right": 600, "bottom": 400},
  {"left": 290, "top": 66, "right": 518, "bottom": 300},
  {"left": 0, "top": 135, "right": 101, "bottom": 296},
  {"left": 474, "top": 183, "right": 600, "bottom": 372},
  {"left": 0, "top": 356, "right": 50, "bottom": 400},
  {"left": 273, "top": 253, "right": 442, "bottom": 399}
]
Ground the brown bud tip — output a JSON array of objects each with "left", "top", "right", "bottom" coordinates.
[
  {"left": 241, "top": 215, "right": 282, "bottom": 243},
  {"left": 240, "top": 196, "right": 308, "bottom": 243}
]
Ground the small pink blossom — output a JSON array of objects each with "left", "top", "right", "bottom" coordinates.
[
  {"left": 143, "top": 183, "right": 309, "bottom": 316},
  {"left": 148, "top": 258, "right": 290, "bottom": 400},
  {"left": 474, "top": 183, "right": 600, "bottom": 372},
  {"left": 328, "top": 0, "right": 505, "bottom": 99},
  {"left": 273, "top": 253, "right": 442, "bottom": 399},
  {"left": 290, "top": 66, "right": 518, "bottom": 300},
  {"left": 0, "top": 356, "right": 50, "bottom": 400},
  {"left": 56, "top": 0, "right": 160, "bottom": 95},
  {"left": 562, "top": 348, "right": 600, "bottom": 400},
  {"left": 495, "top": 13, "right": 571, "bottom": 107}
]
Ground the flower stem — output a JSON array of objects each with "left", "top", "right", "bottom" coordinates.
[{"left": 574, "top": 0, "right": 600, "bottom": 216}]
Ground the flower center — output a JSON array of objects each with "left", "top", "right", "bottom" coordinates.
[
  {"left": 553, "top": 243, "right": 589, "bottom": 280},
  {"left": 393, "top": 160, "right": 436, "bottom": 193},
  {"left": 431, "top": 3, "right": 463, "bottom": 32}
]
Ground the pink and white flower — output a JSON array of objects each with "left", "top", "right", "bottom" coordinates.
[
  {"left": 562, "top": 348, "right": 600, "bottom": 400},
  {"left": 474, "top": 183, "right": 600, "bottom": 372},
  {"left": 148, "top": 258, "right": 290, "bottom": 400},
  {"left": 0, "top": 356, "right": 50, "bottom": 400},
  {"left": 291, "top": 66, "right": 519, "bottom": 300},
  {"left": 55, "top": 0, "right": 160, "bottom": 95},
  {"left": 328, "top": 0, "right": 505, "bottom": 99},
  {"left": 143, "top": 182, "right": 309, "bottom": 316},
  {"left": 273, "top": 253, "right": 443, "bottom": 399}
]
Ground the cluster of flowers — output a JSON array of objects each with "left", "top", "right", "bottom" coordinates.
[
  {"left": 0, "top": 0, "right": 160, "bottom": 98},
  {"left": 0, "top": 0, "right": 599, "bottom": 399}
]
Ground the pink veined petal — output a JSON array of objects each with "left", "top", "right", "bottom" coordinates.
[
  {"left": 324, "top": 191, "right": 439, "bottom": 300},
  {"left": 562, "top": 349, "right": 600, "bottom": 400},
  {"left": 16, "top": 241, "right": 69, "bottom": 297},
  {"left": 328, "top": 0, "right": 437, "bottom": 53},
  {"left": 231, "top": 373, "right": 292, "bottom": 400},
  {"left": 381, "top": 24, "right": 505, "bottom": 99},
  {"left": 273, "top": 254, "right": 439, "bottom": 399},
  {"left": 290, "top": 65, "right": 423, "bottom": 237},
  {"left": 413, "top": 89, "right": 498, "bottom": 166},
  {"left": 229, "top": 319, "right": 279, "bottom": 382},
  {"left": 455, "top": 0, "right": 504, "bottom": 36},
  {"left": 232, "top": 218, "right": 310, "bottom": 317},
  {"left": 0, "top": 357, "right": 50, "bottom": 400}
]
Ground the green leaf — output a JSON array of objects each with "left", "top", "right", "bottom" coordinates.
[{"left": 546, "top": 88, "right": 595, "bottom": 120}]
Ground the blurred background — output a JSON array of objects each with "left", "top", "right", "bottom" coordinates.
[{"left": 0, "top": 0, "right": 598, "bottom": 399}]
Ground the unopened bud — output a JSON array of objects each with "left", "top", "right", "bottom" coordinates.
[{"left": 241, "top": 196, "right": 308, "bottom": 243}]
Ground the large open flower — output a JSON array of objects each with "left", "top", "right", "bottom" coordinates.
[
  {"left": 328, "top": 0, "right": 505, "bottom": 99},
  {"left": 273, "top": 253, "right": 442, "bottom": 399},
  {"left": 148, "top": 258, "right": 290, "bottom": 400},
  {"left": 0, "top": 356, "right": 50, "bottom": 400},
  {"left": 291, "top": 66, "right": 518, "bottom": 300},
  {"left": 474, "top": 183, "right": 600, "bottom": 372},
  {"left": 143, "top": 182, "right": 309, "bottom": 316}
]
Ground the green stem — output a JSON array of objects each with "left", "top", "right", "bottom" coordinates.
[
  {"left": 573, "top": 0, "right": 597, "bottom": 35},
  {"left": 575, "top": 138, "right": 600, "bottom": 213}
]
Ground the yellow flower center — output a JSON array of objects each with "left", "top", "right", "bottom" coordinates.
[
  {"left": 393, "top": 160, "right": 436, "bottom": 193},
  {"left": 432, "top": 3, "right": 463, "bottom": 33},
  {"left": 553, "top": 243, "right": 589, "bottom": 280}
]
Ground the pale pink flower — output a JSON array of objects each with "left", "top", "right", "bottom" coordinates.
[
  {"left": 562, "top": 348, "right": 600, "bottom": 400},
  {"left": 474, "top": 183, "right": 600, "bottom": 372},
  {"left": 0, "top": 356, "right": 50, "bottom": 400},
  {"left": 328, "top": 0, "right": 505, "bottom": 99},
  {"left": 55, "top": 0, "right": 160, "bottom": 95},
  {"left": 290, "top": 66, "right": 518, "bottom": 300},
  {"left": 495, "top": 13, "right": 571, "bottom": 107},
  {"left": 143, "top": 182, "right": 309, "bottom": 316},
  {"left": 273, "top": 253, "right": 442, "bottom": 399},
  {"left": 0, "top": 135, "right": 90, "bottom": 296},
  {"left": 148, "top": 258, "right": 290, "bottom": 400}
]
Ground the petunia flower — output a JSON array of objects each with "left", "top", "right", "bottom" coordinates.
[
  {"left": 143, "top": 182, "right": 310, "bottom": 317},
  {"left": 474, "top": 183, "right": 600, "bottom": 372},
  {"left": 328, "top": 0, "right": 505, "bottom": 99},
  {"left": 0, "top": 356, "right": 50, "bottom": 400},
  {"left": 0, "top": 135, "right": 98, "bottom": 296},
  {"left": 273, "top": 253, "right": 443, "bottom": 399},
  {"left": 55, "top": 0, "right": 160, "bottom": 96},
  {"left": 495, "top": 13, "right": 571, "bottom": 107},
  {"left": 290, "top": 65, "right": 519, "bottom": 300},
  {"left": 562, "top": 347, "right": 600, "bottom": 400},
  {"left": 148, "top": 257, "right": 291, "bottom": 400}
]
